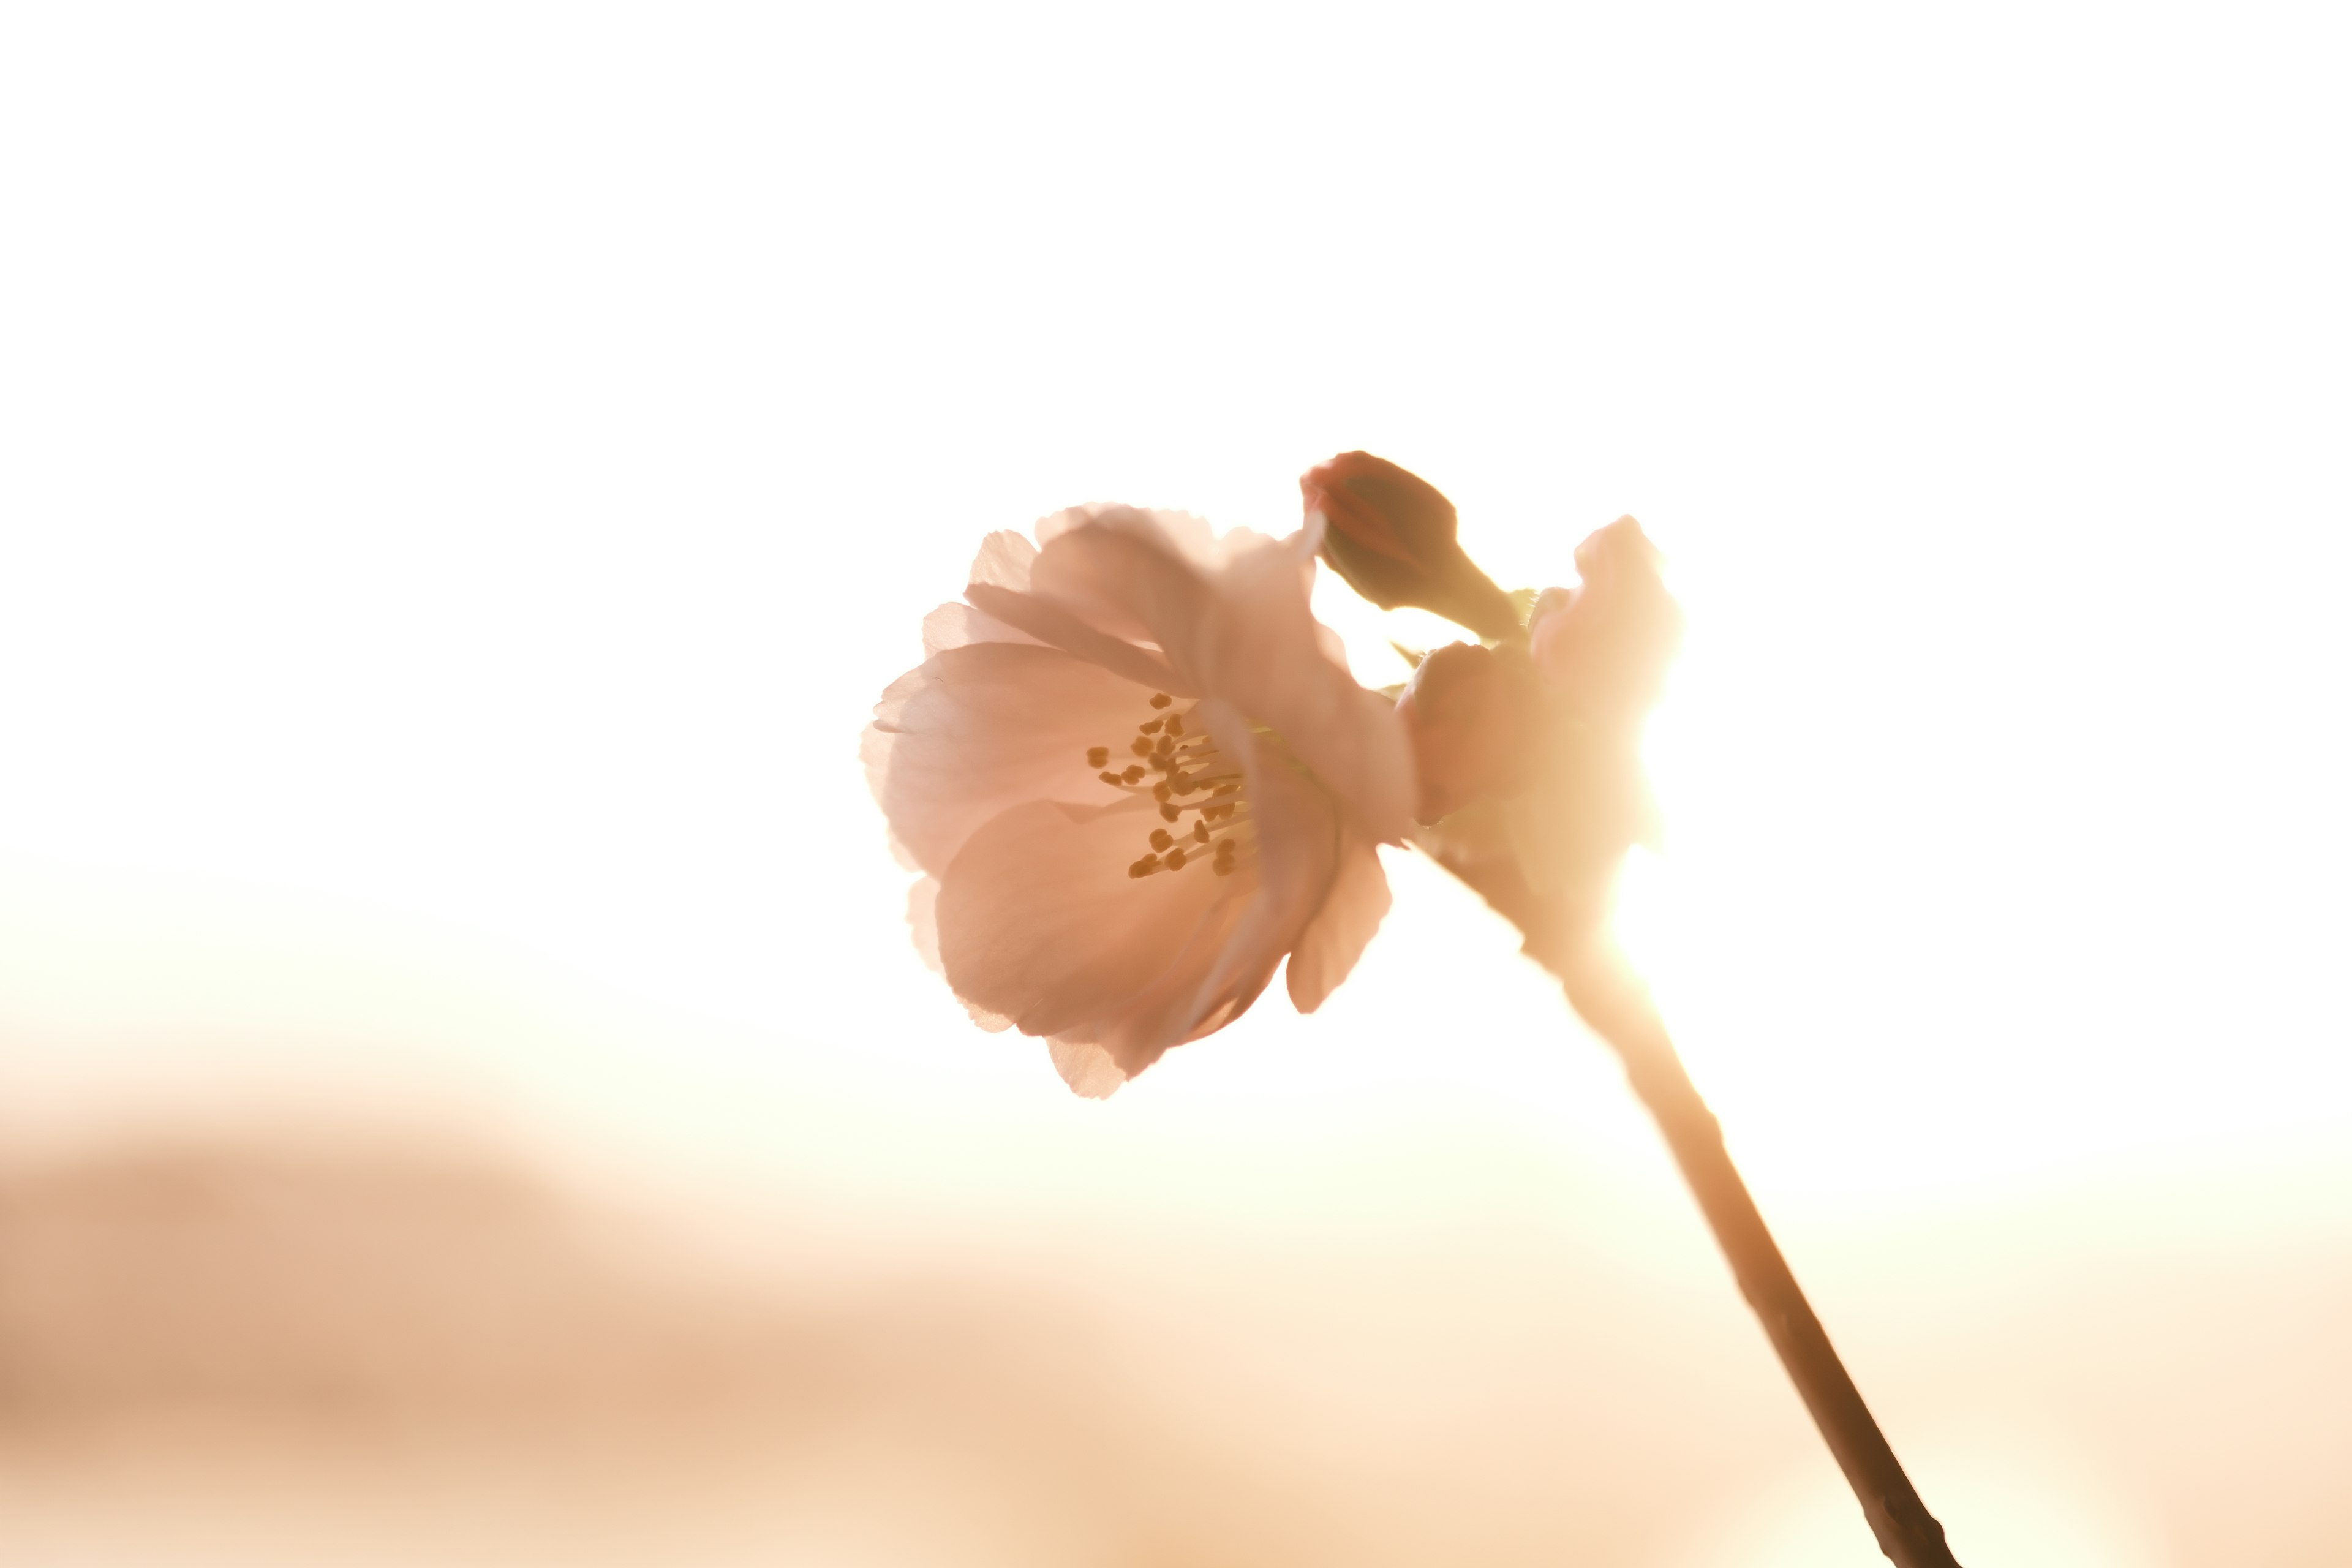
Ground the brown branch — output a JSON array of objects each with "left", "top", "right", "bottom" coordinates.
[
  {"left": 1412, "top": 823, "right": 1959, "bottom": 1565},
  {"left": 1551, "top": 936, "right": 1962, "bottom": 1568}
]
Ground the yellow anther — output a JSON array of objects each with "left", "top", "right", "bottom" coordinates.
[
  {"left": 1087, "top": 746, "right": 1110, "bottom": 768},
  {"left": 1139, "top": 718, "right": 1163, "bottom": 734},
  {"left": 1121, "top": 764, "right": 1145, "bottom": 783},
  {"left": 1213, "top": 859, "right": 1234, "bottom": 876},
  {"left": 1098, "top": 770, "right": 1122, "bottom": 785},
  {"left": 1192, "top": 821, "right": 1210, "bottom": 844},
  {"left": 1153, "top": 781, "right": 1171, "bottom": 801},
  {"left": 1159, "top": 802, "right": 1180, "bottom": 822},
  {"left": 1149, "top": 693, "right": 1172, "bottom": 709},
  {"left": 1129, "top": 855, "right": 1160, "bottom": 878},
  {"left": 1130, "top": 737, "right": 1152, "bottom": 756},
  {"left": 1166, "top": 848, "right": 1188, "bottom": 870},
  {"left": 1150, "top": 829, "right": 1174, "bottom": 851}
]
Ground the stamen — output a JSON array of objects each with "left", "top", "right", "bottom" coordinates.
[
  {"left": 1114, "top": 697, "right": 1257, "bottom": 884},
  {"left": 1087, "top": 747, "right": 1110, "bottom": 768}
]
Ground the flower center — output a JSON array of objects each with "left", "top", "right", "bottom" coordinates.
[{"left": 1084, "top": 692, "right": 1252, "bottom": 880}]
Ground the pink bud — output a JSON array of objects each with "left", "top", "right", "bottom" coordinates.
[{"left": 1300, "top": 452, "right": 1524, "bottom": 642}]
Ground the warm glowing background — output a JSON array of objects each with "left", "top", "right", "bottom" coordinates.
[{"left": 2, "top": 5, "right": 2347, "bottom": 1564}]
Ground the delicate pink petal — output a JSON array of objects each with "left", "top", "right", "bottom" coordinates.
[
  {"left": 1048, "top": 1038, "right": 1128, "bottom": 1098},
  {"left": 968, "top": 529, "right": 1038, "bottom": 591},
  {"left": 907, "top": 875, "right": 946, "bottom": 972},
  {"left": 908, "top": 876, "right": 1014, "bottom": 1031},
  {"left": 934, "top": 794, "right": 1246, "bottom": 1046},
  {"left": 858, "top": 700, "right": 925, "bottom": 871},
  {"left": 1196, "top": 540, "right": 1416, "bottom": 842},
  {"left": 963, "top": 581, "right": 1192, "bottom": 695},
  {"left": 867, "top": 643, "right": 1147, "bottom": 876},
  {"left": 1174, "top": 699, "right": 1338, "bottom": 1022},
  {"left": 1025, "top": 517, "right": 1213, "bottom": 671},
  {"left": 1286, "top": 833, "right": 1390, "bottom": 1012},
  {"left": 921, "top": 601, "right": 1039, "bottom": 658},
  {"left": 1037, "top": 503, "right": 1227, "bottom": 571}
]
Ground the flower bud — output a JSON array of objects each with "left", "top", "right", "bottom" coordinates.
[
  {"left": 1528, "top": 516, "right": 1684, "bottom": 726},
  {"left": 1393, "top": 641, "right": 1543, "bottom": 824},
  {"left": 1300, "top": 451, "right": 1524, "bottom": 643}
]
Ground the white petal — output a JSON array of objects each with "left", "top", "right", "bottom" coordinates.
[
  {"left": 867, "top": 643, "right": 1147, "bottom": 876},
  {"left": 1285, "top": 834, "right": 1390, "bottom": 1013}
]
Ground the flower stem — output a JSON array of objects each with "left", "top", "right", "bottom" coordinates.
[{"left": 1556, "top": 944, "right": 1961, "bottom": 1567}]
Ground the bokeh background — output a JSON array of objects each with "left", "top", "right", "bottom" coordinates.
[{"left": 3, "top": 3, "right": 2348, "bottom": 1563}]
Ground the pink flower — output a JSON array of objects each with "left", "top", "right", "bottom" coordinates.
[
  {"left": 864, "top": 505, "right": 1414, "bottom": 1096},
  {"left": 1401, "top": 516, "right": 1683, "bottom": 973}
]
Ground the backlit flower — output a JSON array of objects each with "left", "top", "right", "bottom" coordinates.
[
  {"left": 1399, "top": 515, "right": 1683, "bottom": 978},
  {"left": 864, "top": 505, "right": 1413, "bottom": 1096}
]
